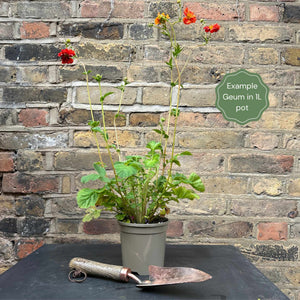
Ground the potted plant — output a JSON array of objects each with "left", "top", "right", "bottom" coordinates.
[{"left": 58, "top": 1, "right": 220, "bottom": 275}]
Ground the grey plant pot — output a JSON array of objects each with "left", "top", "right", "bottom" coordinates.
[{"left": 118, "top": 220, "right": 169, "bottom": 275}]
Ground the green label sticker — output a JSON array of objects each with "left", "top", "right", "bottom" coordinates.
[{"left": 215, "top": 69, "right": 269, "bottom": 125}]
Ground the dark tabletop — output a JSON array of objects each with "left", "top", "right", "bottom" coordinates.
[{"left": 0, "top": 243, "right": 288, "bottom": 300}]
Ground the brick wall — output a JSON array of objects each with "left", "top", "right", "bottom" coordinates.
[{"left": 0, "top": 0, "right": 299, "bottom": 297}]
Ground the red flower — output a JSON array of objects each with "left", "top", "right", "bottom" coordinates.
[
  {"left": 58, "top": 48, "right": 76, "bottom": 64},
  {"left": 204, "top": 23, "right": 220, "bottom": 33},
  {"left": 183, "top": 7, "right": 196, "bottom": 25},
  {"left": 155, "top": 12, "right": 170, "bottom": 25}
]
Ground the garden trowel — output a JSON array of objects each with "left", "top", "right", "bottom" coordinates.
[{"left": 69, "top": 257, "right": 212, "bottom": 288}]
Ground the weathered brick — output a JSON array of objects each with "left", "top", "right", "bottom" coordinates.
[
  {"left": 54, "top": 150, "right": 117, "bottom": 171},
  {"left": 76, "top": 86, "right": 136, "bottom": 105},
  {"left": 83, "top": 218, "right": 119, "bottom": 234},
  {"left": 48, "top": 197, "right": 83, "bottom": 217},
  {"left": 283, "top": 134, "right": 300, "bottom": 150},
  {"left": 2, "top": 172, "right": 59, "bottom": 194},
  {"left": 288, "top": 178, "right": 300, "bottom": 196},
  {"left": 202, "top": 176, "right": 248, "bottom": 195},
  {"left": 283, "top": 5, "right": 300, "bottom": 23},
  {"left": 241, "top": 244, "right": 298, "bottom": 262},
  {"left": 250, "top": 111, "right": 300, "bottom": 130},
  {"left": 229, "top": 24, "right": 294, "bottom": 43},
  {"left": 0, "top": 2, "right": 9, "bottom": 17},
  {"left": 81, "top": 0, "right": 145, "bottom": 18},
  {"left": 0, "top": 152, "right": 14, "bottom": 172},
  {"left": 257, "top": 222, "right": 288, "bottom": 241},
  {"left": 20, "top": 22, "right": 50, "bottom": 39},
  {"left": 127, "top": 65, "right": 161, "bottom": 83},
  {"left": 0, "top": 218, "right": 17, "bottom": 235},
  {"left": 0, "top": 66, "right": 16, "bottom": 83},
  {"left": 142, "top": 87, "right": 170, "bottom": 105},
  {"left": 60, "top": 22, "right": 124, "bottom": 40},
  {"left": 148, "top": 2, "right": 179, "bottom": 18},
  {"left": 188, "top": 220, "right": 253, "bottom": 238},
  {"left": 166, "top": 220, "right": 183, "bottom": 238},
  {"left": 5, "top": 44, "right": 61, "bottom": 61},
  {"left": 173, "top": 152, "right": 225, "bottom": 174},
  {"left": 248, "top": 132, "right": 280, "bottom": 150},
  {"left": 77, "top": 42, "right": 136, "bottom": 62},
  {"left": 0, "top": 195, "right": 15, "bottom": 216},
  {"left": 18, "top": 66, "right": 48, "bottom": 84},
  {"left": 19, "top": 109, "right": 49, "bottom": 127},
  {"left": 184, "top": 2, "right": 245, "bottom": 21},
  {"left": 56, "top": 219, "right": 79, "bottom": 234},
  {"left": 187, "top": 45, "right": 245, "bottom": 65},
  {"left": 129, "top": 24, "right": 154, "bottom": 40},
  {"left": 229, "top": 154, "right": 294, "bottom": 174},
  {"left": 59, "top": 64, "right": 124, "bottom": 83},
  {"left": 3, "top": 87, "right": 67, "bottom": 104},
  {"left": 12, "top": 2, "right": 71, "bottom": 18},
  {"left": 283, "top": 90, "right": 300, "bottom": 108},
  {"left": 252, "top": 177, "right": 283, "bottom": 196},
  {"left": 230, "top": 199, "right": 297, "bottom": 217},
  {"left": 59, "top": 108, "right": 126, "bottom": 127},
  {"left": 62, "top": 176, "right": 71, "bottom": 194},
  {"left": 170, "top": 196, "right": 227, "bottom": 216},
  {"left": 249, "top": 5, "right": 280, "bottom": 22},
  {"left": 129, "top": 113, "right": 161, "bottom": 127},
  {"left": 16, "top": 239, "right": 44, "bottom": 259},
  {"left": 16, "top": 195, "right": 44, "bottom": 217},
  {"left": 282, "top": 48, "right": 300, "bottom": 66},
  {"left": 73, "top": 130, "right": 141, "bottom": 148},
  {"left": 0, "top": 23, "right": 14, "bottom": 40},
  {"left": 248, "top": 47, "right": 279, "bottom": 65},
  {"left": 18, "top": 218, "right": 50, "bottom": 236},
  {"left": 0, "top": 132, "right": 68, "bottom": 150},
  {"left": 178, "top": 131, "right": 244, "bottom": 149},
  {"left": 180, "top": 88, "right": 217, "bottom": 107}
]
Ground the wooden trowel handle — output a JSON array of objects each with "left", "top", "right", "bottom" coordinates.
[{"left": 69, "top": 257, "right": 131, "bottom": 282}]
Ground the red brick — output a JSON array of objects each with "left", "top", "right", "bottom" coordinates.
[
  {"left": 80, "top": 0, "right": 144, "bottom": 18},
  {"left": 184, "top": 2, "right": 245, "bottom": 21},
  {"left": 16, "top": 239, "right": 44, "bottom": 259},
  {"left": 83, "top": 219, "right": 119, "bottom": 235},
  {"left": 257, "top": 222, "right": 288, "bottom": 241},
  {"left": 167, "top": 220, "right": 183, "bottom": 238},
  {"left": 2, "top": 172, "right": 59, "bottom": 194},
  {"left": 19, "top": 109, "right": 48, "bottom": 127},
  {"left": 249, "top": 5, "right": 280, "bottom": 22},
  {"left": 0, "top": 152, "right": 14, "bottom": 172},
  {"left": 20, "top": 22, "right": 50, "bottom": 39}
]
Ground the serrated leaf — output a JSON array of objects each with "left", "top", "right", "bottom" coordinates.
[
  {"left": 77, "top": 188, "right": 99, "bottom": 208},
  {"left": 146, "top": 141, "right": 162, "bottom": 152},
  {"left": 114, "top": 162, "right": 138, "bottom": 178},
  {"left": 188, "top": 173, "right": 205, "bottom": 192},
  {"left": 93, "top": 163, "right": 106, "bottom": 177},
  {"left": 81, "top": 173, "right": 100, "bottom": 184}
]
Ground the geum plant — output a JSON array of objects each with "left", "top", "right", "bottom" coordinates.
[{"left": 58, "top": 2, "right": 220, "bottom": 224}]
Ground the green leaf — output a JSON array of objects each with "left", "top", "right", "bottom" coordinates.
[
  {"left": 93, "top": 163, "right": 106, "bottom": 177},
  {"left": 82, "top": 208, "right": 102, "bottom": 222},
  {"left": 179, "top": 151, "right": 192, "bottom": 156},
  {"left": 153, "top": 129, "right": 162, "bottom": 135},
  {"left": 146, "top": 141, "right": 162, "bottom": 152},
  {"left": 144, "top": 153, "right": 160, "bottom": 168},
  {"left": 81, "top": 173, "right": 100, "bottom": 184},
  {"left": 114, "top": 162, "right": 138, "bottom": 178},
  {"left": 173, "top": 186, "right": 199, "bottom": 200},
  {"left": 171, "top": 158, "right": 181, "bottom": 166},
  {"left": 100, "top": 92, "right": 114, "bottom": 103},
  {"left": 88, "top": 120, "right": 100, "bottom": 127},
  {"left": 77, "top": 188, "right": 99, "bottom": 208},
  {"left": 188, "top": 173, "right": 205, "bottom": 192}
]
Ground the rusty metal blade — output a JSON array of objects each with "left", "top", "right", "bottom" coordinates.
[{"left": 136, "top": 265, "right": 212, "bottom": 288}]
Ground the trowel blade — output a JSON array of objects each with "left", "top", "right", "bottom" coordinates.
[{"left": 136, "top": 265, "right": 212, "bottom": 288}]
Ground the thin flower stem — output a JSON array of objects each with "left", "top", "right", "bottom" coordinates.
[{"left": 82, "top": 64, "right": 104, "bottom": 167}]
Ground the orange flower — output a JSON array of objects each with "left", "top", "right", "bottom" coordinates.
[
  {"left": 204, "top": 23, "right": 220, "bottom": 33},
  {"left": 183, "top": 7, "right": 196, "bottom": 24},
  {"left": 154, "top": 12, "right": 170, "bottom": 25}
]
